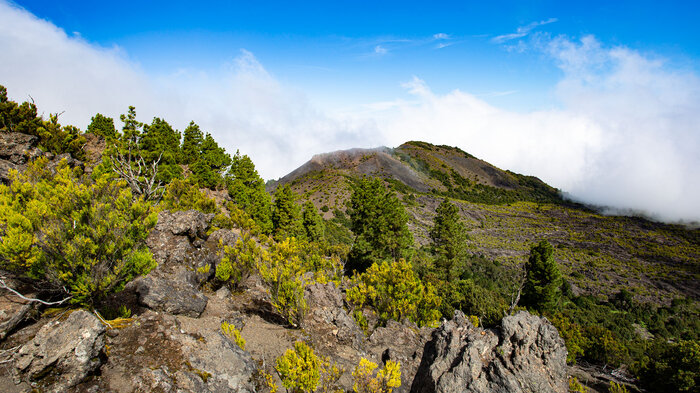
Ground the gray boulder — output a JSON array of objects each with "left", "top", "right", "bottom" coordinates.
[
  {"left": 410, "top": 311, "right": 567, "bottom": 393},
  {"left": 0, "top": 132, "right": 38, "bottom": 164},
  {"left": 13, "top": 310, "right": 106, "bottom": 392},
  {"left": 96, "top": 311, "right": 256, "bottom": 393},
  {"left": 154, "top": 210, "right": 213, "bottom": 239},
  {"left": 128, "top": 267, "right": 208, "bottom": 317}
]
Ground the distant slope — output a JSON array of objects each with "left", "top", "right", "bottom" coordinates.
[{"left": 271, "top": 141, "right": 699, "bottom": 304}]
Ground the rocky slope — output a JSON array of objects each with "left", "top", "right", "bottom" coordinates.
[
  {"left": 1, "top": 209, "right": 569, "bottom": 393},
  {"left": 272, "top": 141, "right": 699, "bottom": 304}
]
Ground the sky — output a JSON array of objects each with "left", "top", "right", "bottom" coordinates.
[{"left": 1, "top": 0, "right": 699, "bottom": 222}]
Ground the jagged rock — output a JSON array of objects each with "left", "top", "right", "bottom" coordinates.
[
  {"left": 13, "top": 310, "right": 106, "bottom": 392},
  {"left": 411, "top": 311, "right": 567, "bottom": 393},
  {"left": 367, "top": 320, "right": 433, "bottom": 393},
  {"left": 155, "top": 210, "right": 213, "bottom": 239},
  {"left": 303, "top": 282, "right": 364, "bottom": 350},
  {"left": 0, "top": 158, "right": 19, "bottom": 183},
  {"left": 128, "top": 268, "right": 208, "bottom": 317},
  {"left": 0, "top": 132, "right": 38, "bottom": 164},
  {"left": 206, "top": 228, "right": 240, "bottom": 249},
  {"left": 96, "top": 311, "right": 256, "bottom": 393}
]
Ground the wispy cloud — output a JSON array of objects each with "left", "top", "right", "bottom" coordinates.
[
  {"left": 492, "top": 18, "right": 557, "bottom": 44},
  {"left": 374, "top": 45, "right": 387, "bottom": 55},
  {"left": 433, "top": 33, "right": 450, "bottom": 40}
]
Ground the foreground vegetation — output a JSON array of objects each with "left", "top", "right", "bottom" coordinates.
[{"left": 1, "top": 84, "right": 698, "bottom": 392}]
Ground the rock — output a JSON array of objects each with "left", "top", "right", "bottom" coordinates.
[
  {"left": 97, "top": 311, "right": 256, "bottom": 392},
  {"left": 206, "top": 229, "right": 240, "bottom": 249},
  {"left": 302, "top": 282, "right": 365, "bottom": 351},
  {"left": 128, "top": 268, "right": 208, "bottom": 317},
  {"left": 155, "top": 210, "right": 213, "bottom": 239},
  {"left": 367, "top": 320, "right": 433, "bottom": 393},
  {"left": 13, "top": 310, "right": 106, "bottom": 392},
  {"left": 0, "top": 132, "right": 38, "bottom": 164},
  {"left": 410, "top": 311, "right": 567, "bottom": 393}
]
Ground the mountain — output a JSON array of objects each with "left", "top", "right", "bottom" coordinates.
[{"left": 272, "top": 141, "right": 699, "bottom": 304}]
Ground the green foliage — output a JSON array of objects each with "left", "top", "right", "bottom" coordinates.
[
  {"left": 550, "top": 313, "right": 585, "bottom": 364},
  {"left": 352, "top": 358, "right": 401, "bottom": 393},
  {"left": 429, "top": 198, "right": 467, "bottom": 280},
  {"left": 581, "top": 325, "right": 628, "bottom": 367},
  {"left": 221, "top": 321, "right": 246, "bottom": 350},
  {"left": 87, "top": 113, "right": 117, "bottom": 140},
  {"left": 568, "top": 377, "right": 587, "bottom": 393},
  {"left": 347, "top": 259, "right": 441, "bottom": 328},
  {"left": 272, "top": 184, "right": 304, "bottom": 240},
  {"left": 140, "top": 117, "right": 182, "bottom": 183},
  {"left": 35, "top": 114, "right": 87, "bottom": 160},
  {"left": 347, "top": 178, "right": 413, "bottom": 274},
  {"left": 608, "top": 382, "right": 628, "bottom": 393},
  {"left": 275, "top": 341, "right": 320, "bottom": 393},
  {"left": 436, "top": 278, "right": 506, "bottom": 327},
  {"left": 227, "top": 151, "right": 273, "bottom": 233},
  {"left": 161, "top": 178, "right": 219, "bottom": 214},
  {"left": 521, "top": 240, "right": 562, "bottom": 312},
  {"left": 190, "top": 133, "right": 231, "bottom": 189},
  {"left": 180, "top": 121, "right": 204, "bottom": 165},
  {"left": 0, "top": 158, "right": 157, "bottom": 306},
  {"left": 215, "top": 232, "right": 263, "bottom": 284},
  {"left": 637, "top": 339, "right": 700, "bottom": 393},
  {"left": 302, "top": 201, "right": 325, "bottom": 242},
  {"left": 0, "top": 85, "right": 41, "bottom": 134}
]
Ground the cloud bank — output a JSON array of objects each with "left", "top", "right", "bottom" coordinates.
[{"left": 1, "top": 2, "right": 698, "bottom": 222}]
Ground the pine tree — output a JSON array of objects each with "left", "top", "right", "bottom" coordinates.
[
  {"left": 429, "top": 198, "right": 467, "bottom": 280},
  {"left": 180, "top": 121, "right": 204, "bottom": 165},
  {"left": 227, "top": 151, "right": 273, "bottom": 233},
  {"left": 190, "top": 133, "right": 231, "bottom": 189},
  {"left": 86, "top": 113, "right": 117, "bottom": 140},
  {"left": 119, "top": 106, "right": 142, "bottom": 147},
  {"left": 302, "top": 201, "right": 325, "bottom": 242},
  {"left": 140, "top": 117, "right": 182, "bottom": 183},
  {"left": 521, "top": 240, "right": 562, "bottom": 312},
  {"left": 272, "top": 184, "right": 303, "bottom": 240},
  {"left": 346, "top": 177, "right": 413, "bottom": 274}
]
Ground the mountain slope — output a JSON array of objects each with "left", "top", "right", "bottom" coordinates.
[{"left": 272, "top": 141, "right": 699, "bottom": 304}]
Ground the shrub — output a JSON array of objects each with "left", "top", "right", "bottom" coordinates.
[
  {"left": 637, "top": 339, "right": 699, "bottom": 393},
  {"left": 275, "top": 341, "right": 320, "bottom": 393},
  {"left": 215, "top": 233, "right": 264, "bottom": 284},
  {"left": 352, "top": 358, "right": 401, "bottom": 393},
  {"left": 346, "top": 259, "right": 441, "bottom": 328},
  {"left": 568, "top": 377, "right": 587, "bottom": 393},
  {"left": 221, "top": 321, "right": 246, "bottom": 350},
  {"left": 608, "top": 382, "right": 628, "bottom": 393},
  {"left": 0, "top": 158, "right": 157, "bottom": 306},
  {"left": 161, "top": 178, "right": 218, "bottom": 214}
]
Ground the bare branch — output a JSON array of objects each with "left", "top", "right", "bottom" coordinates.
[{"left": 0, "top": 278, "right": 71, "bottom": 306}]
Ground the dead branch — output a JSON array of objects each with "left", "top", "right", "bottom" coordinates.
[{"left": 111, "top": 147, "right": 165, "bottom": 201}]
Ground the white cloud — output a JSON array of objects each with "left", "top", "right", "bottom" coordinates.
[
  {"left": 492, "top": 18, "right": 558, "bottom": 44},
  {"left": 367, "top": 36, "right": 700, "bottom": 222},
  {"left": 433, "top": 33, "right": 449, "bottom": 40},
  {"left": 1, "top": 2, "right": 698, "bottom": 222},
  {"left": 374, "top": 45, "right": 388, "bottom": 55},
  {"left": 0, "top": 1, "right": 375, "bottom": 181}
]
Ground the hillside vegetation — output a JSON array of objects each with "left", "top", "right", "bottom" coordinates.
[{"left": 1, "top": 85, "right": 698, "bottom": 393}]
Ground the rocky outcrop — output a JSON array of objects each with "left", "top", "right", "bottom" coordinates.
[
  {"left": 0, "top": 132, "right": 41, "bottom": 182},
  {"left": 411, "top": 311, "right": 567, "bottom": 393},
  {"left": 94, "top": 311, "right": 256, "bottom": 392},
  {"left": 303, "top": 282, "right": 364, "bottom": 350},
  {"left": 128, "top": 267, "right": 208, "bottom": 317},
  {"left": 13, "top": 310, "right": 106, "bottom": 393},
  {"left": 367, "top": 320, "right": 433, "bottom": 393}
]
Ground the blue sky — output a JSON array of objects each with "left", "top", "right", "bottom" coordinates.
[
  {"left": 13, "top": 1, "right": 700, "bottom": 109},
  {"left": 1, "top": 0, "right": 700, "bottom": 222}
]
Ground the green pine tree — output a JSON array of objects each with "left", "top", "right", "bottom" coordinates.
[
  {"left": 272, "top": 184, "right": 304, "bottom": 240},
  {"left": 180, "top": 121, "right": 204, "bottom": 165},
  {"left": 140, "top": 117, "right": 182, "bottom": 183},
  {"left": 346, "top": 177, "right": 413, "bottom": 274},
  {"left": 429, "top": 198, "right": 467, "bottom": 280},
  {"left": 521, "top": 240, "right": 562, "bottom": 312},
  {"left": 227, "top": 151, "right": 273, "bottom": 233},
  {"left": 301, "top": 201, "right": 325, "bottom": 242},
  {"left": 190, "top": 133, "right": 231, "bottom": 189},
  {"left": 86, "top": 113, "right": 117, "bottom": 140}
]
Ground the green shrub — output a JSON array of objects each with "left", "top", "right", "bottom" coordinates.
[
  {"left": 0, "top": 158, "right": 157, "bottom": 306},
  {"left": 221, "top": 321, "right": 246, "bottom": 350},
  {"left": 346, "top": 259, "right": 441, "bottom": 328},
  {"left": 608, "top": 382, "right": 628, "bottom": 393},
  {"left": 275, "top": 341, "right": 320, "bottom": 393},
  {"left": 637, "top": 339, "right": 699, "bottom": 393},
  {"left": 161, "top": 177, "right": 218, "bottom": 214}
]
